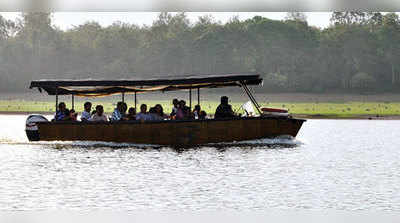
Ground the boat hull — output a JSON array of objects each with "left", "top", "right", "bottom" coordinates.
[{"left": 32, "top": 117, "right": 305, "bottom": 146}]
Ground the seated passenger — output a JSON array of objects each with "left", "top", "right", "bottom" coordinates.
[
  {"left": 110, "top": 101, "right": 123, "bottom": 121},
  {"left": 81, "top": 101, "right": 92, "bottom": 121},
  {"left": 69, "top": 109, "right": 78, "bottom": 121},
  {"left": 55, "top": 102, "right": 70, "bottom": 121},
  {"left": 200, "top": 110, "right": 207, "bottom": 120},
  {"left": 127, "top": 107, "right": 136, "bottom": 120},
  {"left": 89, "top": 105, "right": 108, "bottom": 122},
  {"left": 193, "top": 105, "right": 207, "bottom": 120},
  {"left": 214, "top": 96, "right": 235, "bottom": 119},
  {"left": 149, "top": 107, "right": 163, "bottom": 121},
  {"left": 136, "top": 104, "right": 152, "bottom": 121},
  {"left": 155, "top": 104, "right": 168, "bottom": 119},
  {"left": 170, "top": 98, "right": 179, "bottom": 117},
  {"left": 121, "top": 102, "right": 128, "bottom": 120},
  {"left": 176, "top": 100, "right": 190, "bottom": 120}
]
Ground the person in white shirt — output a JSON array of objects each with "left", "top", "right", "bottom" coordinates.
[
  {"left": 81, "top": 101, "right": 92, "bottom": 122},
  {"left": 136, "top": 104, "right": 152, "bottom": 121},
  {"left": 90, "top": 105, "right": 108, "bottom": 122}
]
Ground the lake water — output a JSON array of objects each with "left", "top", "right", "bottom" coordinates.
[{"left": 0, "top": 115, "right": 399, "bottom": 211}]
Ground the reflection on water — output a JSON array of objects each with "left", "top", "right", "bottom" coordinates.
[{"left": 0, "top": 115, "right": 400, "bottom": 211}]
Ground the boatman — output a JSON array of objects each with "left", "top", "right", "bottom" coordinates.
[{"left": 214, "top": 96, "right": 235, "bottom": 119}]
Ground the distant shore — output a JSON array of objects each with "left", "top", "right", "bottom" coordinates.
[
  {"left": 2, "top": 93, "right": 400, "bottom": 120},
  {"left": 1, "top": 111, "right": 400, "bottom": 120}
]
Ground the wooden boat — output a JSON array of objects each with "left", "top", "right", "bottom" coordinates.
[{"left": 26, "top": 74, "right": 305, "bottom": 146}]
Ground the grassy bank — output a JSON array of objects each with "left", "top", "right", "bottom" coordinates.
[{"left": 1, "top": 99, "right": 400, "bottom": 119}]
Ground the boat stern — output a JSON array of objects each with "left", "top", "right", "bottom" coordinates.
[{"left": 25, "top": 115, "right": 48, "bottom": 141}]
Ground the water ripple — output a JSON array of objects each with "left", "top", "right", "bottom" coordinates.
[{"left": 1, "top": 116, "right": 400, "bottom": 211}]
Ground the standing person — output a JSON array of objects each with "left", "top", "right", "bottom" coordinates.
[
  {"left": 110, "top": 101, "right": 123, "bottom": 121},
  {"left": 81, "top": 101, "right": 92, "bottom": 121},
  {"left": 54, "top": 102, "right": 70, "bottom": 121},
  {"left": 214, "top": 96, "right": 235, "bottom": 119},
  {"left": 89, "top": 105, "right": 108, "bottom": 122},
  {"left": 136, "top": 104, "right": 152, "bottom": 121}
]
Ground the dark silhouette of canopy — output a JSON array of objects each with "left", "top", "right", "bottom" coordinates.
[{"left": 30, "top": 74, "right": 263, "bottom": 97}]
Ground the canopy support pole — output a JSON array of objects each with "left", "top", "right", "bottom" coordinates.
[
  {"left": 189, "top": 88, "right": 192, "bottom": 110},
  {"left": 122, "top": 92, "right": 125, "bottom": 103},
  {"left": 134, "top": 92, "right": 137, "bottom": 112},
  {"left": 55, "top": 88, "right": 58, "bottom": 113},
  {"left": 71, "top": 94, "right": 75, "bottom": 110},
  {"left": 240, "top": 82, "right": 262, "bottom": 115},
  {"left": 197, "top": 88, "right": 200, "bottom": 105}
]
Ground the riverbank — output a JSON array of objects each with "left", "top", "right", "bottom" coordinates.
[{"left": 2, "top": 93, "right": 400, "bottom": 119}]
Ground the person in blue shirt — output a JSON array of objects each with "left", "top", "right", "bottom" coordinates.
[
  {"left": 54, "top": 102, "right": 70, "bottom": 121},
  {"left": 136, "top": 104, "right": 152, "bottom": 121},
  {"left": 110, "top": 101, "right": 123, "bottom": 121}
]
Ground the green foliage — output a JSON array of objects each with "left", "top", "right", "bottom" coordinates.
[
  {"left": 351, "top": 72, "right": 377, "bottom": 91},
  {"left": 2, "top": 99, "right": 400, "bottom": 118},
  {"left": 0, "top": 12, "right": 400, "bottom": 93},
  {"left": 263, "top": 73, "right": 288, "bottom": 90}
]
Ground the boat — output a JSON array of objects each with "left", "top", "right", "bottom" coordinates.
[{"left": 26, "top": 74, "right": 305, "bottom": 146}]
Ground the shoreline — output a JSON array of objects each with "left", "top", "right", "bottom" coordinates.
[{"left": 2, "top": 111, "right": 400, "bottom": 120}]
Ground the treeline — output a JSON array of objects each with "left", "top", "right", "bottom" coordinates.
[{"left": 0, "top": 12, "right": 399, "bottom": 93}]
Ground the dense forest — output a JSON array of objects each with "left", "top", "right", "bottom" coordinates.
[{"left": 0, "top": 12, "right": 399, "bottom": 93}]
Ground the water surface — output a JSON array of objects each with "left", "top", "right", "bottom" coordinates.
[{"left": 0, "top": 115, "right": 399, "bottom": 211}]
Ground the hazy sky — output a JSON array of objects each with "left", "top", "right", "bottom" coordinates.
[{"left": 0, "top": 12, "right": 333, "bottom": 29}]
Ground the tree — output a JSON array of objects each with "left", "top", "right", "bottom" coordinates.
[
  {"left": 0, "top": 11, "right": 400, "bottom": 94},
  {"left": 0, "top": 15, "right": 16, "bottom": 40},
  {"left": 379, "top": 13, "right": 400, "bottom": 86},
  {"left": 263, "top": 73, "right": 288, "bottom": 91},
  {"left": 330, "top": 11, "right": 368, "bottom": 25},
  {"left": 351, "top": 72, "right": 376, "bottom": 91}
]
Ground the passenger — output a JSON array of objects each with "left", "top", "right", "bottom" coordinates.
[
  {"left": 214, "top": 96, "right": 235, "bottom": 119},
  {"left": 126, "top": 107, "right": 136, "bottom": 120},
  {"left": 170, "top": 98, "right": 179, "bottom": 117},
  {"left": 200, "top": 110, "right": 207, "bottom": 120},
  {"left": 136, "top": 104, "right": 152, "bottom": 121},
  {"left": 121, "top": 102, "right": 128, "bottom": 117},
  {"left": 176, "top": 100, "right": 190, "bottom": 120},
  {"left": 89, "top": 105, "right": 108, "bottom": 122},
  {"left": 193, "top": 105, "right": 207, "bottom": 120},
  {"left": 193, "top": 105, "right": 201, "bottom": 119},
  {"left": 55, "top": 102, "right": 70, "bottom": 121},
  {"left": 81, "top": 101, "right": 92, "bottom": 121},
  {"left": 69, "top": 109, "right": 78, "bottom": 121},
  {"left": 149, "top": 107, "right": 163, "bottom": 121},
  {"left": 110, "top": 101, "right": 123, "bottom": 121},
  {"left": 155, "top": 104, "right": 168, "bottom": 119}
]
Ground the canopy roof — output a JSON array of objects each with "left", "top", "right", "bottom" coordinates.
[{"left": 29, "top": 74, "right": 263, "bottom": 97}]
